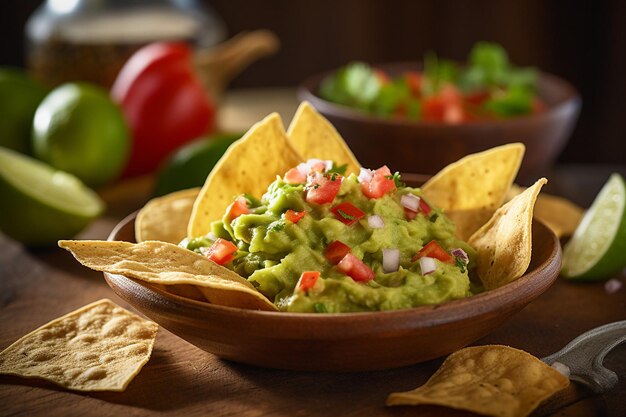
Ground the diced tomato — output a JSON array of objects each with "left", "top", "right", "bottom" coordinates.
[
  {"left": 423, "top": 84, "right": 465, "bottom": 124},
  {"left": 331, "top": 202, "right": 365, "bottom": 226},
  {"left": 284, "top": 167, "right": 307, "bottom": 184},
  {"left": 337, "top": 253, "right": 375, "bottom": 282},
  {"left": 306, "top": 172, "right": 342, "bottom": 205},
  {"left": 285, "top": 209, "right": 306, "bottom": 223},
  {"left": 419, "top": 198, "right": 432, "bottom": 215},
  {"left": 297, "top": 271, "right": 321, "bottom": 292},
  {"left": 324, "top": 241, "right": 351, "bottom": 264},
  {"left": 205, "top": 238, "right": 238, "bottom": 265},
  {"left": 375, "top": 69, "right": 391, "bottom": 85},
  {"left": 228, "top": 196, "right": 249, "bottom": 220},
  {"left": 361, "top": 165, "right": 397, "bottom": 199},
  {"left": 405, "top": 71, "right": 422, "bottom": 96},
  {"left": 411, "top": 240, "right": 453, "bottom": 264},
  {"left": 404, "top": 207, "right": 417, "bottom": 220},
  {"left": 532, "top": 97, "right": 546, "bottom": 113},
  {"left": 308, "top": 159, "right": 329, "bottom": 172},
  {"left": 465, "top": 90, "right": 490, "bottom": 106}
]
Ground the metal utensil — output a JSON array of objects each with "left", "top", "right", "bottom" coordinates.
[{"left": 542, "top": 320, "right": 626, "bottom": 393}]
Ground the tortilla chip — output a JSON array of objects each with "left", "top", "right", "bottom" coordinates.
[
  {"left": 507, "top": 184, "right": 583, "bottom": 238},
  {"left": 58, "top": 240, "right": 278, "bottom": 311},
  {"left": 0, "top": 299, "right": 157, "bottom": 392},
  {"left": 136, "top": 188, "right": 200, "bottom": 244},
  {"left": 387, "top": 345, "right": 569, "bottom": 417},
  {"left": 287, "top": 101, "right": 361, "bottom": 175},
  {"left": 422, "top": 143, "right": 525, "bottom": 240},
  {"left": 469, "top": 178, "right": 547, "bottom": 289},
  {"left": 188, "top": 113, "right": 302, "bottom": 237}
]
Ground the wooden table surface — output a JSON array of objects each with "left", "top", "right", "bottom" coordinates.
[{"left": 1, "top": 92, "right": 625, "bottom": 417}]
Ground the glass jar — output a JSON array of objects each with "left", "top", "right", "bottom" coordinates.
[{"left": 25, "top": 0, "right": 226, "bottom": 88}]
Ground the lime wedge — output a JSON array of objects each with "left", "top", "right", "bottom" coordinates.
[
  {"left": 0, "top": 147, "right": 105, "bottom": 246},
  {"left": 562, "top": 173, "right": 626, "bottom": 280}
]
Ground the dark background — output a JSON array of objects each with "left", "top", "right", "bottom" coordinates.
[{"left": 1, "top": 0, "right": 624, "bottom": 164}]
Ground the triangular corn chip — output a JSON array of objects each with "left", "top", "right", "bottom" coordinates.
[
  {"left": 422, "top": 143, "right": 525, "bottom": 240},
  {"left": 387, "top": 345, "right": 569, "bottom": 417},
  {"left": 506, "top": 184, "right": 583, "bottom": 238},
  {"left": 136, "top": 188, "right": 200, "bottom": 244},
  {"left": 287, "top": 101, "right": 361, "bottom": 175},
  {"left": 188, "top": 113, "right": 302, "bottom": 237},
  {"left": 0, "top": 299, "right": 158, "bottom": 392},
  {"left": 59, "top": 240, "right": 278, "bottom": 311},
  {"left": 469, "top": 178, "right": 547, "bottom": 289}
]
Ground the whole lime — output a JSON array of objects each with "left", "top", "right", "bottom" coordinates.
[
  {"left": 32, "top": 82, "right": 130, "bottom": 187},
  {"left": 0, "top": 68, "right": 47, "bottom": 153},
  {"left": 153, "top": 133, "right": 241, "bottom": 196},
  {"left": 0, "top": 147, "right": 104, "bottom": 247}
]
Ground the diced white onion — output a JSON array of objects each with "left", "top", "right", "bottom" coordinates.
[
  {"left": 207, "top": 232, "right": 217, "bottom": 241},
  {"left": 296, "top": 162, "right": 310, "bottom": 176},
  {"left": 419, "top": 256, "right": 437, "bottom": 275},
  {"left": 401, "top": 194, "right": 420, "bottom": 212},
  {"left": 382, "top": 249, "right": 400, "bottom": 273},
  {"left": 358, "top": 168, "right": 374, "bottom": 183},
  {"left": 324, "top": 160, "right": 334, "bottom": 172},
  {"left": 605, "top": 278, "right": 623, "bottom": 294},
  {"left": 368, "top": 215, "right": 384, "bottom": 229},
  {"left": 551, "top": 361, "right": 571, "bottom": 378},
  {"left": 450, "top": 248, "right": 469, "bottom": 264}
]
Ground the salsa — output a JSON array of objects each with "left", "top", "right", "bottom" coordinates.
[
  {"left": 319, "top": 42, "right": 544, "bottom": 123},
  {"left": 182, "top": 159, "right": 476, "bottom": 313}
]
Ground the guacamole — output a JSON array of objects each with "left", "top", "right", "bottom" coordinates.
[{"left": 182, "top": 160, "right": 476, "bottom": 313}]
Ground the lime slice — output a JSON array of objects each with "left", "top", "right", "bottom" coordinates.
[
  {"left": 562, "top": 173, "right": 626, "bottom": 280},
  {"left": 0, "top": 147, "right": 105, "bottom": 246}
]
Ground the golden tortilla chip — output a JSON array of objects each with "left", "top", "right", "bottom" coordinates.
[
  {"left": 0, "top": 299, "right": 157, "bottom": 392},
  {"left": 287, "top": 101, "right": 361, "bottom": 175},
  {"left": 58, "top": 240, "right": 278, "bottom": 311},
  {"left": 469, "top": 178, "right": 547, "bottom": 290},
  {"left": 387, "top": 345, "right": 569, "bottom": 417},
  {"left": 188, "top": 113, "right": 302, "bottom": 237},
  {"left": 422, "top": 143, "right": 525, "bottom": 240},
  {"left": 136, "top": 188, "right": 200, "bottom": 244},
  {"left": 507, "top": 184, "right": 583, "bottom": 238}
]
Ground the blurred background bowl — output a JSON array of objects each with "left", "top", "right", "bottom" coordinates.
[{"left": 299, "top": 62, "right": 581, "bottom": 183}]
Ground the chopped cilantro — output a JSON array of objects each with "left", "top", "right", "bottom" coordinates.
[
  {"left": 313, "top": 183, "right": 320, "bottom": 189},
  {"left": 455, "top": 256, "right": 467, "bottom": 273},
  {"left": 314, "top": 303, "right": 328, "bottom": 313},
  {"left": 429, "top": 213, "right": 439, "bottom": 223},
  {"left": 329, "top": 172, "right": 339, "bottom": 181},
  {"left": 328, "top": 163, "right": 347, "bottom": 175},
  {"left": 337, "top": 209, "right": 355, "bottom": 221},
  {"left": 268, "top": 221, "right": 285, "bottom": 232},
  {"left": 243, "top": 193, "right": 261, "bottom": 207},
  {"left": 385, "top": 171, "right": 405, "bottom": 187}
]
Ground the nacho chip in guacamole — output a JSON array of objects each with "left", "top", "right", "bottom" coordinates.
[
  {"left": 136, "top": 188, "right": 200, "bottom": 244},
  {"left": 188, "top": 113, "right": 302, "bottom": 238},
  {"left": 58, "top": 240, "right": 278, "bottom": 311},
  {"left": 422, "top": 143, "right": 525, "bottom": 240},
  {"left": 287, "top": 101, "right": 361, "bottom": 175},
  {"left": 506, "top": 184, "right": 583, "bottom": 238},
  {"left": 469, "top": 178, "right": 547, "bottom": 290}
]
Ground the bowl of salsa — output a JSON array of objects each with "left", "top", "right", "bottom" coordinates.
[{"left": 298, "top": 42, "right": 581, "bottom": 181}]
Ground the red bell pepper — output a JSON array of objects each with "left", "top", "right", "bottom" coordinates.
[{"left": 111, "top": 42, "right": 216, "bottom": 177}]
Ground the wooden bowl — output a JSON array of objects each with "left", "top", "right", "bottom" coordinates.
[
  {"left": 298, "top": 63, "right": 581, "bottom": 182},
  {"left": 103, "top": 212, "right": 561, "bottom": 371}
]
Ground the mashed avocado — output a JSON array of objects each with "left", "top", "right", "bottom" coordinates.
[{"left": 183, "top": 162, "right": 476, "bottom": 313}]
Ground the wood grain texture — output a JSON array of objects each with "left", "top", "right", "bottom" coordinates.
[{"left": 1, "top": 165, "right": 625, "bottom": 417}]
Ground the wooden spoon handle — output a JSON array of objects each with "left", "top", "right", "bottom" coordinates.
[{"left": 194, "top": 30, "right": 280, "bottom": 100}]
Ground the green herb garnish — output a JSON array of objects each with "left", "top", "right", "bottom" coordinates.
[
  {"left": 314, "top": 303, "right": 328, "bottom": 313},
  {"left": 337, "top": 209, "right": 355, "bottom": 221}
]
